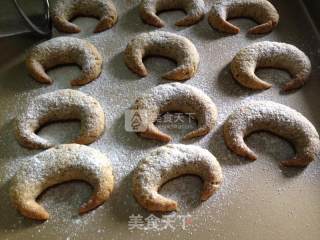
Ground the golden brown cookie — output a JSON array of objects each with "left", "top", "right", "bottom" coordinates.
[
  {"left": 140, "top": 0, "right": 205, "bottom": 27},
  {"left": 132, "top": 83, "right": 217, "bottom": 142},
  {"left": 132, "top": 144, "right": 223, "bottom": 212},
  {"left": 26, "top": 36, "right": 102, "bottom": 86},
  {"left": 15, "top": 89, "right": 105, "bottom": 149},
  {"left": 10, "top": 144, "right": 114, "bottom": 221},
  {"left": 223, "top": 101, "right": 320, "bottom": 167},
  {"left": 208, "top": 0, "right": 279, "bottom": 34},
  {"left": 124, "top": 31, "right": 199, "bottom": 81},
  {"left": 230, "top": 41, "right": 311, "bottom": 92},
  {"left": 52, "top": 0, "right": 117, "bottom": 33}
]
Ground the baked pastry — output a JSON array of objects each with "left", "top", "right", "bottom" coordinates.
[
  {"left": 208, "top": 0, "right": 279, "bottom": 34},
  {"left": 15, "top": 89, "right": 105, "bottom": 149},
  {"left": 132, "top": 83, "right": 217, "bottom": 142},
  {"left": 124, "top": 31, "right": 199, "bottom": 81},
  {"left": 140, "top": 0, "right": 205, "bottom": 27},
  {"left": 132, "top": 144, "right": 223, "bottom": 212},
  {"left": 26, "top": 36, "right": 102, "bottom": 86},
  {"left": 10, "top": 144, "right": 114, "bottom": 221},
  {"left": 223, "top": 101, "right": 320, "bottom": 167},
  {"left": 230, "top": 41, "right": 311, "bottom": 91},
  {"left": 52, "top": 0, "right": 117, "bottom": 33}
]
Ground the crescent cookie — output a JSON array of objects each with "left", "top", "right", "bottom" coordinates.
[
  {"left": 15, "top": 89, "right": 105, "bottom": 149},
  {"left": 230, "top": 41, "right": 312, "bottom": 92},
  {"left": 124, "top": 31, "right": 199, "bottom": 81},
  {"left": 223, "top": 101, "right": 320, "bottom": 167},
  {"left": 10, "top": 144, "right": 114, "bottom": 221},
  {"left": 208, "top": 0, "right": 279, "bottom": 34},
  {"left": 132, "top": 144, "right": 223, "bottom": 212},
  {"left": 132, "top": 83, "right": 217, "bottom": 142},
  {"left": 26, "top": 37, "right": 102, "bottom": 86},
  {"left": 139, "top": 0, "right": 205, "bottom": 28},
  {"left": 52, "top": 0, "right": 117, "bottom": 33}
]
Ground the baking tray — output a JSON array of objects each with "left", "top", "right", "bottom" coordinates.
[{"left": 0, "top": 0, "right": 319, "bottom": 239}]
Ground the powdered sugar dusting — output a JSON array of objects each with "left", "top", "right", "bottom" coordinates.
[
  {"left": 231, "top": 41, "right": 311, "bottom": 91},
  {"left": 27, "top": 36, "right": 102, "bottom": 85},
  {"left": 133, "top": 82, "right": 217, "bottom": 141},
  {"left": 124, "top": 31, "right": 199, "bottom": 80},
  {"left": 132, "top": 144, "right": 223, "bottom": 211},
  {"left": 140, "top": 0, "right": 205, "bottom": 27},
  {"left": 10, "top": 144, "right": 114, "bottom": 221},
  {"left": 224, "top": 100, "right": 320, "bottom": 165},
  {"left": 52, "top": 0, "right": 117, "bottom": 33},
  {"left": 15, "top": 89, "right": 105, "bottom": 149},
  {"left": 209, "top": 0, "right": 279, "bottom": 33}
]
